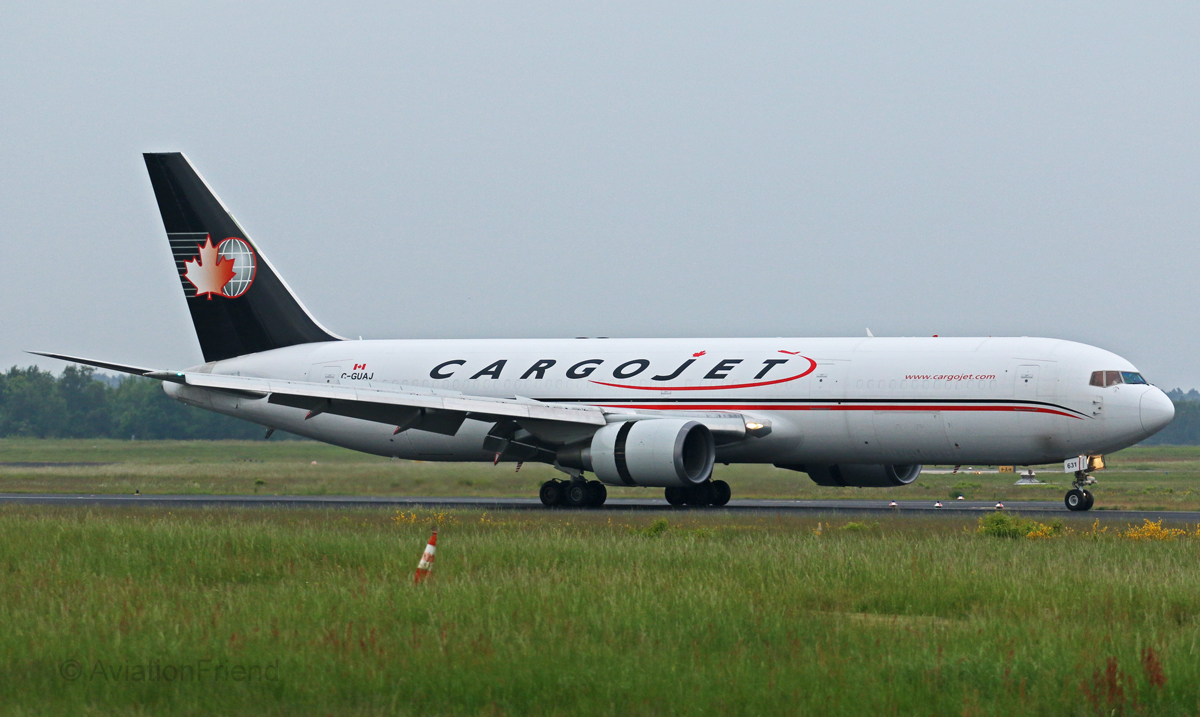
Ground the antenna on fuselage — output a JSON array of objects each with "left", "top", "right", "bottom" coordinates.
[{"left": 866, "top": 328, "right": 874, "bottom": 337}]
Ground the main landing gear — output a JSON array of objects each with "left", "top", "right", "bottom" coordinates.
[
  {"left": 664, "top": 480, "right": 732, "bottom": 508},
  {"left": 1065, "top": 470, "right": 1097, "bottom": 511},
  {"left": 538, "top": 478, "right": 733, "bottom": 508},
  {"left": 539, "top": 479, "right": 607, "bottom": 508}
]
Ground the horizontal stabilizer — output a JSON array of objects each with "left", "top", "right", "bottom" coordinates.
[{"left": 27, "top": 352, "right": 160, "bottom": 377}]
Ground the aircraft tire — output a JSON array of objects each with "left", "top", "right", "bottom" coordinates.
[
  {"left": 664, "top": 487, "right": 686, "bottom": 506},
  {"left": 710, "top": 480, "right": 731, "bottom": 507},
  {"left": 565, "top": 481, "right": 591, "bottom": 508},
  {"left": 1082, "top": 490, "right": 1094, "bottom": 511},
  {"left": 685, "top": 483, "right": 715, "bottom": 507},
  {"left": 539, "top": 480, "right": 565, "bottom": 507},
  {"left": 586, "top": 481, "right": 607, "bottom": 507},
  {"left": 1065, "top": 489, "right": 1086, "bottom": 511}
]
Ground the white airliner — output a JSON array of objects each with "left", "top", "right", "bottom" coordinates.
[{"left": 37, "top": 154, "right": 1175, "bottom": 511}]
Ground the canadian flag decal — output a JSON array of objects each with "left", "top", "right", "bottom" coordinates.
[{"left": 353, "top": 363, "right": 367, "bottom": 370}]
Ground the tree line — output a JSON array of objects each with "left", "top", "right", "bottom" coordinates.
[
  {"left": 0, "top": 366, "right": 278, "bottom": 440},
  {"left": 1, "top": 364, "right": 1198, "bottom": 444}
]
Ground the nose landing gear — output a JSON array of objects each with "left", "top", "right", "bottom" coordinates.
[
  {"left": 1065, "top": 471, "right": 1097, "bottom": 511},
  {"left": 1065, "top": 489, "right": 1094, "bottom": 511}
]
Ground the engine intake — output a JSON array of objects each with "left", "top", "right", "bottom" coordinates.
[
  {"left": 558, "top": 419, "right": 716, "bottom": 487},
  {"left": 779, "top": 463, "right": 922, "bottom": 488}
]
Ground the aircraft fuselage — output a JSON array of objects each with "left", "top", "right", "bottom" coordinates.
[{"left": 167, "top": 335, "right": 1173, "bottom": 467}]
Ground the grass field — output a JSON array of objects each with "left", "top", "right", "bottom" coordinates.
[
  {"left": 1, "top": 439, "right": 1199, "bottom": 510},
  {"left": 2, "top": 505, "right": 1200, "bottom": 715}
]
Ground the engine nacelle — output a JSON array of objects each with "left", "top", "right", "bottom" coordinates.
[
  {"left": 795, "top": 463, "right": 923, "bottom": 488},
  {"left": 558, "top": 419, "right": 716, "bottom": 487}
]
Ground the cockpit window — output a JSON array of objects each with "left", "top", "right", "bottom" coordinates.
[{"left": 1089, "top": 370, "right": 1148, "bottom": 387}]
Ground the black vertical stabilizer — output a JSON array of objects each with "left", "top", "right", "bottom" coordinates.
[{"left": 143, "top": 153, "right": 341, "bottom": 362}]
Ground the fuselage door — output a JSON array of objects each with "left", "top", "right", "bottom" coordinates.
[
  {"left": 812, "top": 361, "right": 846, "bottom": 397},
  {"left": 308, "top": 363, "right": 346, "bottom": 385},
  {"left": 1015, "top": 365, "right": 1039, "bottom": 400}
]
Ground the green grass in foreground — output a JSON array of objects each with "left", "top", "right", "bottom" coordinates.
[
  {"left": 2, "top": 439, "right": 1200, "bottom": 509},
  {"left": 2, "top": 506, "right": 1200, "bottom": 715}
]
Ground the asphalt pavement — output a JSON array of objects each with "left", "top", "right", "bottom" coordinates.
[{"left": 0, "top": 493, "right": 1195, "bottom": 521}]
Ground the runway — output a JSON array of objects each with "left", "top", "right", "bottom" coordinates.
[{"left": 0, "top": 493, "right": 1196, "bottom": 521}]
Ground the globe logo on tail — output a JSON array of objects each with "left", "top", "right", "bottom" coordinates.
[
  {"left": 182, "top": 236, "right": 257, "bottom": 299},
  {"left": 216, "top": 238, "right": 256, "bottom": 297}
]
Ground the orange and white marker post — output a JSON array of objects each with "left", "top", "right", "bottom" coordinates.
[{"left": 414, "top": 530, "right": 437, "bottom": 584}]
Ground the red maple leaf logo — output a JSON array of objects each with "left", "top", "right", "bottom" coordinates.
[
  {"left": 692, "top": 350, "right": 706, "bottom": 357},
  {"left": 183, "top": 236, "right": 237, "bottom": 300}
]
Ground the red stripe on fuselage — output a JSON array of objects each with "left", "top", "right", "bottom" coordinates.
[{"left": 597, "top": 404, "right": 1083, "bottom": 419}]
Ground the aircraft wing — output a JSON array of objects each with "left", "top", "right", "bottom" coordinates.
[
  {"left": 154, "top": 370, "right": 610, "bottom": 436},
  {"left": 37, "top": 352, "right": 757, "bottom": 446},
  {"left": 163, "top": 371, "right": 758, "bottom": 445}
]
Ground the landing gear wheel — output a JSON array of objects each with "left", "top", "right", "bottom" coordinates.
[
  {"left": 1068, "top": 470, "right": 1098, "bottom": 512},
  {"left": 565, "top": 481, "right": 591, "bottom": 508},
  {"left": 586, "top": 481, "right": 607, "bottom": 507},
  {"left": 685, "top": 483, "right": 715, "bottom": 506},
  {"left": 710, "top": 480, "right": 731, "bottom": 507},
  {"left": 664, "top": 486, "right": 686, "bottom": 506},
  {"left": 539, "top": 480, "right": 565, "bottom": 507}
]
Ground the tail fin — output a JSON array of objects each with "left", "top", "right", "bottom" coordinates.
[{"left": 143, "top": 153, "right": 341, "bottom": 362}]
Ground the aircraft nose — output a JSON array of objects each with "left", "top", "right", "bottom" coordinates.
[{"left": 1140, "top": 388, "right": 1175, "bottom": 435}]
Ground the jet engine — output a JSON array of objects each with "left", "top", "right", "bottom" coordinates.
[
  {"left": 557, "top": 419, "right": 716, "bottom": 487},
  {"left": 782, "top": 463, "right": 923, "bottom": 488}
]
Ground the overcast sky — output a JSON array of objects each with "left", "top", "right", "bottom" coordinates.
[{"left": 2, "top": 2, "right": 1198, "bottom": 388}]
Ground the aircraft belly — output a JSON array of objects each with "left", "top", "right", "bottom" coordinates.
[
  {"left": 944, "top": 412, "right": 1072, "bottom": 464},
  {"left": 872, "top": 411, "right": 953, "bottom": 464},
  {"left": 183, "top": 387, "right": 472, "bottom": 460},
  {"left": 399, "top": 420, "right": 495, "bottom": 461},
  {"left": 764, "top": 403, "right": 1082, "bottom": 466},
  {"left": 763, "top": 408, "right": 857, "bottom": 464}
]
